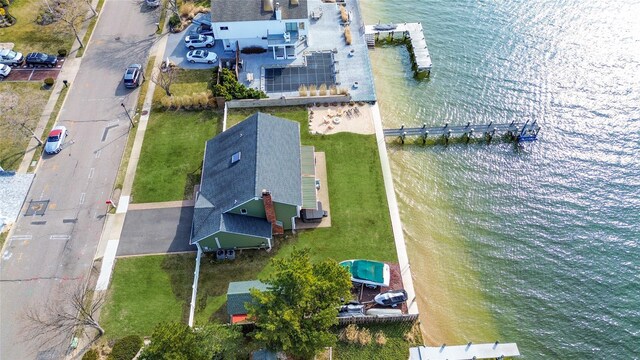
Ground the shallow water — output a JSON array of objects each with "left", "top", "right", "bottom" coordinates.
[{"left": 361, "top": 0, "right": 640, "bottom": 357}]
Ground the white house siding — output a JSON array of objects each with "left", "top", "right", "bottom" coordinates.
[{"left": 212, "top": 19, "right": 309, "bottom": 51}]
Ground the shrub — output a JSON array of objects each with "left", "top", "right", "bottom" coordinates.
[
  {"left": 309, "top": 84, "right": 317, "bottom": 96},
  {"left": 341, "top": 324, "right": 359, "bottom": 343},
  {"left": 81, "top": 349, "right": 99, "bottom": 360},
  {"left": 58, "top": 49, "right": 67, "bottom": 57},
  {"left": 160, "top": 96, "right": 172, "bottom": 109},
  {"left": 344, "top": 26, "right": 352, "bottom": 45},
  {"left": 319, "top": 84, "right": 327, "bottom": 96},
  {"left": 357, "top": 328, "right": 372, "bottom": 346},
  {"left": 340, "top": 5, "right": 348, "bottom": 23},
  {"left": 179, "top": 2, "right": 194, "bottom": 17},
  {"left": 330, "top": 85, "right": 338, "bottom": 95},
  {"left": 108, "top": 335, "right": 143, "bottom": 360},
  {"left": 338, "top": 87, "right": 349, "bottom": 95},
  {"left": 44, "top": 78, "right": 54, "bottom": 86},
  {"left": 298, "top": 85, "right": 307, "bottom": 97},
  {"left": 209, "top": 67, "right": 267, "bottom": 100},
  {"left": 168, "top": 14, "right": 180, "bottom": 28},
  {"left": 375, "top": 331, "right": 387, "bottom": 346},
  {"left": 240, "top": 46, "right": 268, "bottom": 54}
]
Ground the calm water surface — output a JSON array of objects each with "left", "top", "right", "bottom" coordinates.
[{"left": 361, "top": 1, "right": 640, "bottom": 358}]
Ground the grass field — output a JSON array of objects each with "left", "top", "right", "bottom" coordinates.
[
  {"left": 104, "top": 107, "right": 398, "bottom": 344},
  {"left": 130, "top": 110, "right": 222, "bottom": 203},
  {"left": 152, "top": 68, "right": 212, "bottom": 106},
  {"left": 100, "top": 255, "right": 194, "bottom": 339},
  {"left": 0, "top": 0, "right": 74, "bottom": 54},
  {"left": 0, "top": 82, "right": 51, "bottom": 170}
]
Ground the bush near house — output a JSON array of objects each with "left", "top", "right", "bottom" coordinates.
[
  {"left": 209, "top": 68, "right": 266, "bottom": 101},
  {"left": 108, "top": 335, "right": 143, "bottom": 360}
]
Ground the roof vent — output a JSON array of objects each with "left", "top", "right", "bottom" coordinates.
[
  {"left": 263, "top": 0, "right": 273, "bottom": 12},
  {"left": 231, "top": 151, "right": 241, "bottom": 164}
]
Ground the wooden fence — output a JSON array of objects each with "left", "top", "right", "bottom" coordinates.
[{"left": 337, "top": 313, "right": 418, "bottom": 325}]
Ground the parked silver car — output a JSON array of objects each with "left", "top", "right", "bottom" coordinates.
[
  {"left": 186, "top": 49, "right": 218, "bottom": 64},
  {"left": 44, "top": 126, "right": 68, "bottom": 154},
  {"left": 0, "top": 48, "right": 24, "bottom": 66},
  {"left": 184, "top": 34, "right": 215, "bottom": 50}
]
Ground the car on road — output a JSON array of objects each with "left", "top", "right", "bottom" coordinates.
[
  {"left": 44, "top": 125, "right": 68, "bottom": 154},
  {"left": 184, "top": 34, "right": 215, "bottom": 50},
  {"left": 0, "top": 48, "right": 24, "bottom": 66},
  {"left": 0, "top": 64, "right": 11, "bottom": 79},
  {"left": 123, "top": 64, "right": 143, "bottom": 88},
  {"left": 25, "top": 52, "right": 58, "bottom": 67},
  {"left": 145, "top": 0, "right": 160, "bottom": 6},
  {"left": 373, "top": 289, "right": 408, "bottom": 307},
  {"left": 186, "top": 49, "right": 218, "bottom": 64}
]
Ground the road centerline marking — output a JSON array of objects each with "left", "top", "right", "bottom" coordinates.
[{"left": 88, "top": 168, "right": 95, "bottom": 179}]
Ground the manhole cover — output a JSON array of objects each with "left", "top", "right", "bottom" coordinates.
[
  {"left": 142, "top": 110, "right": 149, "bottom": 115},
  {"left": 25, "top": 200, "right": 49, "bottom": 216}
]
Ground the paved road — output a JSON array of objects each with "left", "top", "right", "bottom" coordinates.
[
  {"left": 117, "top": 206, "right": 195, "bottom": 256},
  {"left": 0, "top": 1, "right": 160, "bottom": 358}
]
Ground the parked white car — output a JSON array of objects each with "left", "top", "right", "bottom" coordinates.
[
  {"left": 186, "top": 49, "right": 218, "bottom": 64},
  {"left": 145, "top": 0, "right": 160, "bottom": 7},
  {"left": 44, "top": 125, "right": 68, "bottom": 154},
  {"left": 0, "top": 64, "right": 11, "bottom": 79},
  {"left": 184, "top": 34, "right": 215, "bottom": 50}
]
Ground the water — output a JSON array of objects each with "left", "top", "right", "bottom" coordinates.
[{"left": 361, "top": 0, "right": 640, "bottom": 358}]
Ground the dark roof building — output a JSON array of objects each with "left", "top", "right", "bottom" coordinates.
[
  {"left": 211, "top": 0, "right": 309, "bottom": 22},
  {"left": 191, "top": 113, "right": 304, "bottom": 252}
]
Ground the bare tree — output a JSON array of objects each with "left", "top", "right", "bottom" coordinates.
[
  {"left": 23, "top": 283, "right": 107, "bottom": 349},
  {"left": 151, "top": 61, "right": 178, "bottom": 96},
  {"left": 1, "top": 92, "right": 43, "bottom": 146},
  {"left": 43, "top": 0, "right": 90, "bottom": 48}
]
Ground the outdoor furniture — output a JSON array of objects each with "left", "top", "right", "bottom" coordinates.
[
  {"left": 332, "top": 117, "right": 341, "bottom": 125},
  {"left": 327, "top": 109, "right": 336, "bottom": 117},
  {"left": 311, "top": 8, "right": 323, "bottom": 20}
]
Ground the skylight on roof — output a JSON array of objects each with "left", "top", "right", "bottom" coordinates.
[{"left": 231, "top": 152, "right": 241, "bottom": 164}]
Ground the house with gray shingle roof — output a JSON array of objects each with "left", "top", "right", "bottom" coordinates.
[
  {"left": 191, "top": 112, "right": 314, "bottom": 252},
  {"left": 211, "top": 0, "right": 309, "bottom": 59}
]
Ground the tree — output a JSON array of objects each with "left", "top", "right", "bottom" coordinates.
[
  {"left": 42, "top": 0, "right": 90, "bottom": 48},
  {"left": 247, "top": 248, "right": 353, "bottom": 359},
  {"left": 151, "top": 62, "right": 177, "bottom": 96},
  {"left": 23, "top": 283, "right": 106, "bottom": 349},
  {"left": 139, "top": 322, "right": 244, "bottom": 360}
]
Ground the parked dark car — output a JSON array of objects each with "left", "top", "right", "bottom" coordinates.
[
  {"left": 25, "top": 52, "right": 58, "bottom": 67},
  {"left": 374, "top": 289, "right": 408, "bottom": 307},
  {"left": 338, "top": 303, "right": 365, "bottom": 317},
  {"left": 123, "top": 64, "right": 143, "bottom": 88}
]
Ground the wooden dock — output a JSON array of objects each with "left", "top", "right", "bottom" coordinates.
[
  {"left": 383, "top": 120, "right": 540, "bottom": 144},
  {"left": 409, "top": 342, "right": 520, "bottom": 359},
  {"left": 365, "top": 22, "right": 432, "bottom": 77}
]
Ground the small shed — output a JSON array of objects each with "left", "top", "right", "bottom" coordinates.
[{"left": 226, "top": 280, "right": 269, "bottom": 324}]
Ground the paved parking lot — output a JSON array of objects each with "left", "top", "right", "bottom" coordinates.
[{"left": 0, "top": 57, "right": 65, "bottom": 82}]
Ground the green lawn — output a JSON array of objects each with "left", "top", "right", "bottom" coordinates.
[
  {"left": 104, "top": 106, "right": 398, "bottom": 340},
  {"left": 131, "top": 110, "right": 222, "bottom": 203},
  {"left": 0, "top": 0, "right": 74, "bottom": 54},
  {"left": 101, "top": 255, "right": 195, "bottom": 339},
  {"left": 152, "top": 69, "right": 212, "bottom": 106},
  {"left": 0, "top": 82, "right": 51, "bottom": 170}
]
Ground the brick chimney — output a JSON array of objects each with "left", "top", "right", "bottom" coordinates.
[{"left": 262, "top": 190, "right": 284, "bottom": 235}]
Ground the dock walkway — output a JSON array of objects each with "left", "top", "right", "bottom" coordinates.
[
  {"left": 409, "top": 342, "right": 520, "bottom": 360},
  {"left": 384, "top": 120, "right": 540, "bottom": 144},
  {"left": 365, "top": 22, "right": 432, "bottom": 76}
]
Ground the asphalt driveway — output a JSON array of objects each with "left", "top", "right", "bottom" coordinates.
[{"left": 117, "top": 206, "right": 195, "bottom": 256}]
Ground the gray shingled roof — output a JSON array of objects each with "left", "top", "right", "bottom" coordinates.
[
  {"left": 227, "top": 280, "right": 270, "bottom": 316},
  {"left": 211, "top": 0, "right": 308, "bottom": 23},
  {"left": 191, "top": 113, "right": 302, "bottom": 244}
]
